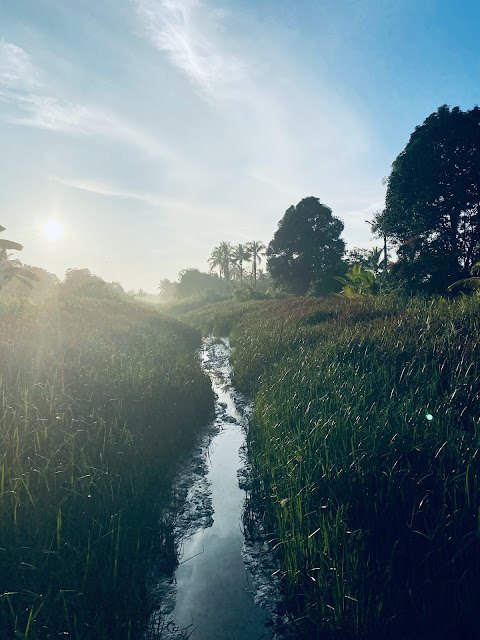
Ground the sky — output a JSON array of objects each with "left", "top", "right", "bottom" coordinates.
[{"left": 0, "top": 0, "right": 479, "bottom": 292}]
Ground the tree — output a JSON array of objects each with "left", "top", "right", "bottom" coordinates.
[
  {"left": 0, "top": 225, "right": 40, "bottom": 290},
  {"left": 208, "top": 242, "right": 235, "bottom": 282},
  {"left": 246, "top": 241, "right": 265, "bottom": 287},
  {"left": 267, "top": 197, "right": 345, "bottom": 295},
  {"left": 176, "top": 268, "right": 222, "bottom": 298},
  {"left": 335, "top": 264, "right": 379, "bottom": 297},
  {"left": 158, "top": 278, "right": 177, "bottom": 301},
  {"left": 347, "top": 246, "right": 385, "bottom": 277},
  {"left": 208, "top": 246, "right": 224, "bottom": 279},
  {"left": 232, "top": 244, "right": 251, "bottom": 284},
  {"left": 218, "top": 241, "right": 234, "bottom": 284},
  {"left": 448, "top": 243, "right": 480, "bottom": 292},
  {"left": 373, "top": 105, "right": 480, "bottom": 292},
  {"left": 62, "top": 268, "right": 125, "bottom": 299}
]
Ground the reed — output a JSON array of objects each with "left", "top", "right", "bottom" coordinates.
[
  {"left": 0, "top": 296, "right": 213, "bottom": 639},
  {"left": 187, "top": 294, "right": 480, "bottom": 638}
]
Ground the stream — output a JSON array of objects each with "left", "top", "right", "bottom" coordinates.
[{"left": 148, "top": 337, "right": 293, "bottom": 640}]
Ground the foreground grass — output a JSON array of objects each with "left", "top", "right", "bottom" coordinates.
[
  {"left": 0, "top": 295, "right": 213, "bottom": 639},
  {"left": 186, "top": 295, "right": 480, "bottom": 639}
]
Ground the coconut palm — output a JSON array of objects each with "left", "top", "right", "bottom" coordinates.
[
  {"left": 232, "top": 243, "right": 251, "bottom": 284},
  {"left": 218, "top": 241, "right": 235, "bottom": 284},
  {"left": 208, "top": 245, "right": 224, "bottom": 279},
  {"left": 246, "top": 241, "right": 266, "bottom": 287}
]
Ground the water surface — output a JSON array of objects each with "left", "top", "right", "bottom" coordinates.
[{"left": 150, "top": 337, "right": 278, "bottom": 640}]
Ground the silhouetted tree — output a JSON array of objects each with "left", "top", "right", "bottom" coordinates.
[
  {"left": 267, "top": 197, "right": 345, "bottom": 295},
  {"left": 246, "top": 240, "right": 265, "bottom": 287},
  {"left": 176, "top": 269, "right": 222, "bottom": 298},
  {"left": 373, "top": 105, "right": 480, "bottom": 292},
  {"left": 158, "top": 278, "right": 177, "bottom": 300},
  {"left": 208, "top": 245, "right": 224, "bottom": 279},
  {"left": 62, "top": 268, "right": 125, "bottom": 299},
  {"left": 232, "top": 244, "right": 251, "bottom": 284},
  {"left": 220, "top": 242, "right": 235, "bottom": 283}
]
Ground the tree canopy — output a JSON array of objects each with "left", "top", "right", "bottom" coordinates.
[
  {"left": 266, "top": 196, "right": 345, "bottom": 295},
  {"left": 176, "top": 268, "right": 222, "bottom": 298},
  {"left": 373, "top": 105, "right": 480, "bottom": 292}
]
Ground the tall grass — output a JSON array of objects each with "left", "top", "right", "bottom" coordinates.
[
  {"left": 0, "top": 296, "right": 213, "bottom": 639},
  {"left": 186, "top": 295, "right": 480, "bottom": 638}
]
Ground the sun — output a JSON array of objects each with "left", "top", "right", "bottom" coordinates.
[{"left": 43, "top": 221, "right": 64, "bottom": 241}]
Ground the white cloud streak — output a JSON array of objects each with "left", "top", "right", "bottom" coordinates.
[
  {"left": 53, "top": 175, "right": 212, "bottom": 217},
  {"left": 0, "top": 39, "right": 41, "bottom": 90},
  {"left": 133, "top": 0, "right": 247, "bottom": 99},
  {"left": 0, "top": 39, "right": 164, "bottom": 156}
]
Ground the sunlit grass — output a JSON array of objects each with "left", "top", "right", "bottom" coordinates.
[
  {"left": 0, "top": 296, "right": 213, "bottom": 639},
  {"left": 187, "top": 294, "right": 480, "bottom": 638}
]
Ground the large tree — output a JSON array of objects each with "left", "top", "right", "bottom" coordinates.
[
  {"left": 373, "top": 105, "right": 480, "bottom": 292},
  {"left": 267, "top": 197, "right": 345, "bottom": 295}
]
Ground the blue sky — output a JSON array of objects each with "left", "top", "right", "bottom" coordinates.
[{"left": 0, "top": 0, "right": 478, "bottom": 291}]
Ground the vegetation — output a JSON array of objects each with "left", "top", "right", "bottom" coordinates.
[
  {"left": 246, "top": 240, "right": 266, "bottom": 287},
  {"left": 0, "top": 295, "right": 213, "bottom": 639},
  {"left": 0, "top": 226, "right": 40, "bottom": 291},
  {"left": 186, "top": 294, "right": 480, "bottom": 639},
  {"left": 335, "top": 263, "right": 379, "bottom": 296},
  {"left": 2, "top": 98, "right": 479, "bottom": 639},
  {"left": 373, "top": 105, "right": 480, "bottom": 293},
  {"left": 346, "top": 247, "right": 386, "bottom": 278},
  {"left": 267, "top": 197, "right": 346, "bottom": 295},
  {"left": 232, "top": 243, "right": 251, "bottom": 284}
]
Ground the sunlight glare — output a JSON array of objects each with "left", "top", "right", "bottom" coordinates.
[{"left": 43, "top": 221, "right": 64, "bottom": 241}]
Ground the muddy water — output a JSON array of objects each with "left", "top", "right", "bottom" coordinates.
[{"left": 149, "top": 337, "right": 289, "bottom": 640}]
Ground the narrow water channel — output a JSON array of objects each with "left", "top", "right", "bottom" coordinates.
[{"left": 149, "top": 337, "right": 286, "bottom": 640}]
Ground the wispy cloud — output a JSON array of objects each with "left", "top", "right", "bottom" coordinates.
[
  {"left": 0, "top": 39, "right": 41, "bottom": 90},
  {"left": 53, "top": 175, "right": 209, "bottom": 216},
  {"left": 7, "top": 94, "right": 163, "bottom": 155},
  {"left": 54, "top": 175, "right": 167, "bottom": 207},
  {"left": 133, "top": 0, "right": 247, "bottom": 99},
  {"left": 0, "top": 39, "right": 164, "bottom": 155}
]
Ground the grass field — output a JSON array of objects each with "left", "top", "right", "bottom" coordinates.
[
  {"left": 186, "top": 294, "right": 480, "bottom": 638},
  {"left": 0, "top": 296, "right": 213, "bottom": 639}
]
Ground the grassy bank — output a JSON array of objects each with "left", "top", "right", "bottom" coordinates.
[
  {"left": 186, "top": 295, "right": 480, "bottom": 638},
  {"left": 0, "top": 296, "right": 213, "bottom": 639}
]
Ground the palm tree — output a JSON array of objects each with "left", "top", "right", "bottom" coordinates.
[
  {"left": 218, "top": 241, "right": 234, "bottom": 284},
  {"left": 246, "top": 240, "right": 265, "bottom": 287},
  {"left": 208, "top": 245, "right": 224, "bottom": 279},
  {"left": 364, "top": 247, "right": 385, "bottom": 277},
  {"left": 232, "top": 244, "right": 251, "bottom": 284}
]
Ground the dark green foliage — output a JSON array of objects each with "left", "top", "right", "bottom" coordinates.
[
  {"left": 374, "top": 105, "right": 480, "bottom": 293},
  {"left": 267, "top": 197, "right": 346, "bottom": 295}
]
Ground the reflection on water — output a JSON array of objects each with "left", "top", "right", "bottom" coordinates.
[{"left": 149, "top": 338, "right": 277, "bottom": 640}]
